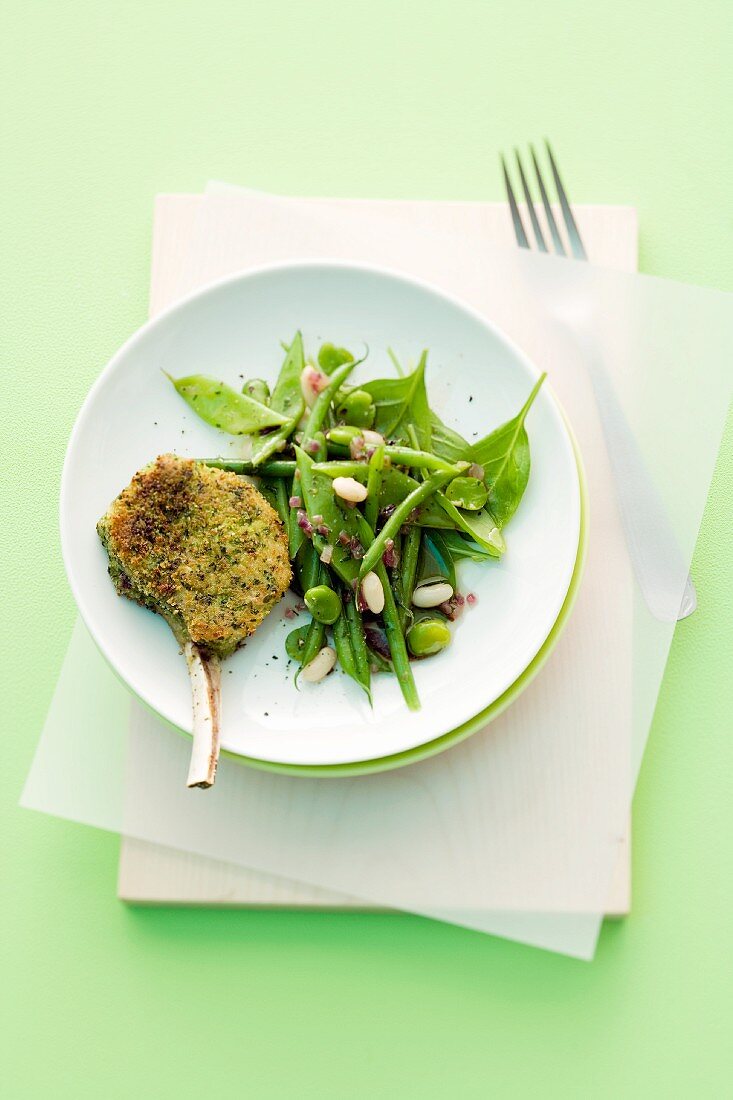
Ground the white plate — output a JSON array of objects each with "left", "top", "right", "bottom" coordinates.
[{"left": 61, "top": 261, "right": 581, "bottom": 767}]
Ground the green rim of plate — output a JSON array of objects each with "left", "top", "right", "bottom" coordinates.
[{"left": 203, "top": 419, "right": 588, "bottom": 779}]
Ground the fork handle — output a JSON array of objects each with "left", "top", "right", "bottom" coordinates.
[{"left": 579, "top": 344, "right": 697, "bottom": 622}]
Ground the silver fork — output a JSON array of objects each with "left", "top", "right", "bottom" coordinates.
[{"left": 503, "top": 142, "right": 697, "bottom": 621}]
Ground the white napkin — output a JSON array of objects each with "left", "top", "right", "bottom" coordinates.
[{"left": 23, "top": 186, "right": 733, "bottom": 960}]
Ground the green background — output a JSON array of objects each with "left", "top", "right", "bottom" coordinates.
[{"left": 2, "top": 1, "right": 732, "bottom": 1096}]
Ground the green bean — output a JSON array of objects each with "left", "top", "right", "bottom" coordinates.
[
  {"left": 333, "top": 611, "right": 371, "bottom": 701},
  {"left": 304, "top": 584, "right": 342, "bottom": 625},
  {"left": 200, "top": 458, "right": 296, "bottom": 477},
  {"left": 365, "top": 444, "right": 384, "bottom": 531},
  {"left": 301, "top": 359, "right": 359, "bottom": 445},
  {"left": 315, "top": 447, "right": 465, "bottom": 474},
  {"left": 383, "top": 446, "right": 462, "bottom": 473},
  {"left": 353, "top": 513, "right": 419, "bottom": 711},
  {"left": 298, "top": 543, "right": 323, "bottom": 594},
  {"left": 397, "top": 525, "right": 421, "bottom": 631},
  {"left": 333, "top": 613, "right": 358, "bottom": 678},
  {"left": 358, "top": 468, "right": 459, "bottom": 580},
  {"left": 376, "top": 559, "right": 419, "bottom": 709},
  {"left": 165, "top": 374, "right": 289, "bottom": 433},
  {"left": 312, "top": 460, "right": 368, "bottom": 480},
  {"left": 260, "top": 477, "right": 290, "bottom": 527},
  {"left": 343, "top": 591, "right": 371, "bottom": 697}
]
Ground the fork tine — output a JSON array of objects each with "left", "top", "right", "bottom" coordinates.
[
  {"left": 501, "top": 155, "right": 530, "bottom": 249},
  {"left": 545, "top": 140, "right": 588, "bottom": 260},
  {"left": 530, "top": 145, "right": 566, "bottom": 256},
  {"left": 514, "top": 149, "right": 547, "bottom": 251}
]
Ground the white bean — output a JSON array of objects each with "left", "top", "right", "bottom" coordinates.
[
  {"left": 361, "top": 429, "right": 385, "bottom": 446},
  {"left": 412, "top": 581, "right": 454, "bottom": 608},
  {"left": 301, "top": 646, "right": 337, "bottom": 683},
  {"left": 332, "top": 476, "right": 368, "bottom": 503},
  {"left": 361, "top": 571, "right": 385, "bottom": 614}
]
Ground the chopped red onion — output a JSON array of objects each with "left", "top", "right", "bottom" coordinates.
[
  {"left": 349, "top": 436, "right": 366, "bottom": 459},
  {"left": 338, "top": 530, "right": 351, "bottom": 546},
  {"left": 382, "top": 538, "right": 399, "bottom": 568},
  {"left": 312, "top": 513, "right": 324, "bottom": 525},
  {"left": 289, "top": 495, "right": 302, "bottom": 509},
  {"left": 468, "top": 463, "right": 485, "bottom": 481},
  {"left": 316, "top": 524, "right": 330, "bottom": 537},
  {"left": 364, "top": 623, "right": 391, "bottom": 659},
  {"left": 349, "top": 537, "right": 365, "bottom": 559},
  {"left": 454, "top": 591, "right": 465, "bottom": 606},
  {"left": 296, "top": 510, "right": 313, "bottom": 535},
  {"left": 305, "top": 439, "right": 321, "bottom": 455},
  {"left": 466, "top": 592, "right": 478, "bottom": 605},
  {"left": 319, "top": 544, "right": 334, "bottom": 564}
]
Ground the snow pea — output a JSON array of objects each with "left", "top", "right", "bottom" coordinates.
[
  {"left": 353, "top": 513, "right": 419, "bottom": 711},
  {"left": 270, "top": 332, "right": 306, "bottom": 420},
  {"left": 294, "top": 447, "right": 361, "bottom": 586},
  {"left": 333, "top": 609, "right": 371, "bottom": 702},
  {"left": 166, "top": 374, "right": 289, "bottom": 433},
  {"left": 343, "top": 591, "right": 371, "bottom": 700}
]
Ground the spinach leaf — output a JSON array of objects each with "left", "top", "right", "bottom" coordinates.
[
  {"left": 431, "top": 529, "right": 497, "bottom": 563},
  {"left": 420, "top": 531, "right": 456, "bottom": 590},
  {"left": 430, "top": 410, "right": 471, "bottom": 463},
  {"left": 361, "top": 352, "right": 429, "bottom": 443},
  {"left": 435, "top": 494, "right": 506, "bottom": 557},
  {"left": 470, "top": 373, "right": 546, "bottom": 528}
]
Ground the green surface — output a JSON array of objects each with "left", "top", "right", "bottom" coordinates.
[{"left": 1, "top": 1, "right": 732, "bottom": 1096}]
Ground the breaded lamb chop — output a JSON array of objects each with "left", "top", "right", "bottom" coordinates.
[{"left": 97, "top": 454, "right": 291, "bottom": 788}]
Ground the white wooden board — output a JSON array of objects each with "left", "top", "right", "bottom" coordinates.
[{"left": 118, "top": 194, "right": 636, "bottom": 916}]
